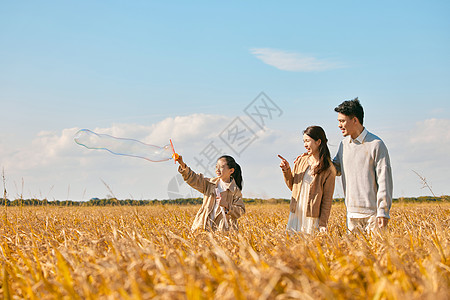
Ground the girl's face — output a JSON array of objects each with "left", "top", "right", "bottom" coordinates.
[
  {"left": 303, "top": 134, "right": 321, "bottom": 155},
  {"left": 215, "top": 158, "right": 234, "bottom": 182}
]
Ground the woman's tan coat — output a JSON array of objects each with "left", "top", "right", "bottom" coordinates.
[
  {"left": 282, "top": 154, "right": 336, "bottom": 228},
  {"left": 178, "top": 164, "right": 245, "bottom": 231}
]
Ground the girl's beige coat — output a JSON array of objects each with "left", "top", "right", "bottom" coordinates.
[{"left": 178, "top": 165, "right": 245, "bottom": 231}]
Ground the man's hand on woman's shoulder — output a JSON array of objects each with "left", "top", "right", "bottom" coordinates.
[{"left": 293, "top": 153, "right": 308, "bottom": 164}]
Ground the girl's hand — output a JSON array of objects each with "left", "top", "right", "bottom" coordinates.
[
  {"left": 219, "top": 197, "right": 228, "bottom": 209},
  {"left": 278, "top": 155, "right": 290, "bottom": 172},
  {"left": 176, "top": 155, "right": 186, "bottom": 169},
  {"left": 293, "top": 152, "right": 308, "bottom": 164},
  {"left": 319, "top": 226, "right": 327, "bottom": 233}
]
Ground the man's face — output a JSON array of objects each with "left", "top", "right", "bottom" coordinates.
[{"left": 337, "top": 113, "right": 358, "bottom": 137}]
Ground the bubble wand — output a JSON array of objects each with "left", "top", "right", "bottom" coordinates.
[{"left": 170, "top": 139, "right": 179, "bottom": 164}]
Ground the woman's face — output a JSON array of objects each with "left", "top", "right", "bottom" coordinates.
[
  {"left": 303, "top": 134, "right": 321, "bottom": 155},
  {"left": 215, "top": 158, "right": 234, "bottom": 182}
]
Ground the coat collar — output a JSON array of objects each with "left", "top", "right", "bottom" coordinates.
[
  {"left": 208, "top": 177, "right": 239, "bottom": 192},
  {"left": 348, "top": 127, "right": 368, "bottom": 144}
]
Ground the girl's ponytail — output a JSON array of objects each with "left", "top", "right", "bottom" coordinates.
[{"left": 219, "top": 155, "right": 243, "bottom": 190}]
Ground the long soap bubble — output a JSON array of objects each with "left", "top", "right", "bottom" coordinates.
[{"left": 74, "top": 129, "right": 174, "bottom": 162}]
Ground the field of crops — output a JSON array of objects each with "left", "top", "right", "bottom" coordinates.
[{"left": 0, "top": 203, "right": 448, "bottom": 299}]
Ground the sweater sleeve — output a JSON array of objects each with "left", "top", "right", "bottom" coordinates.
[
  {"left": 178, "top": 164, "right": 209, "bottom": 195},
  {"left": 374, "top": 141, "right": 393, "bottom": 218}
]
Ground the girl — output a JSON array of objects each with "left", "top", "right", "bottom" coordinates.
[
  {"left": 278, "top": 126, "right": 336, "bottom": 234},
  {"left": 176, "top": 155, "right": 245, "bottom": 231}
]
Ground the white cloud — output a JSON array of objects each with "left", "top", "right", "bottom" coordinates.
[
  {"left": 409, "top": 118, "right": 450, "bottom": 145},
  {"left": 1, "top": 114, "right": 268, "bottom": 200},
  {"left": 2, "top": 115, "right": 449, "bottom": 200},
  {"left": 250, "top": 48, "right": 344, "bottom": 72},
  {"left": 4, "top": 113, "right": 232, "bottom": 171},
  {"left": 383, "top": 118, "right": 450, "bottom": 196}
]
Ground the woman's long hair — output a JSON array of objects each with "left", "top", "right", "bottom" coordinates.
[
  {"left": 218, "top": 155, "right": 243, "bottom": 190},
  {"left": 303, "top": 126, "right": 331, "bottom": 175}
]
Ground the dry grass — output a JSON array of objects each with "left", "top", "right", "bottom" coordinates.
[{"left": 0, "top": 203, "right": 449, "bottom": 299}]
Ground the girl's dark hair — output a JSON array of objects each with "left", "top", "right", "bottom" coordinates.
[
  {"left": 218, "top": 155, "right": 243, "bottom": 190},
  {"left": 303, "top": 126, "right": 331, "bottom": 175}
]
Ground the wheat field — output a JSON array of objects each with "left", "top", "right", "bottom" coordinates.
[{"left": 0, "top": 203, "right": 448, "bottom": 299}]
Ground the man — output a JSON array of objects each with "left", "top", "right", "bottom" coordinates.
[{"left": 333, "top": 98, "right": 393, "bottom": 232}]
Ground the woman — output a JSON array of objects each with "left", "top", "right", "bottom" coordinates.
[{"left": 278, "top": 126, "right": 336, "bottom": 234}]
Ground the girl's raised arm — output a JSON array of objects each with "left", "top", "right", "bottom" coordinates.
[{"left": 177, "top": 155, "right": 209, "bottom": 195}]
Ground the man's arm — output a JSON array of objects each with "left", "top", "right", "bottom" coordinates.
[
  {"left": 374, "top": 141, "right": 393, "bottom": 220},
  {"left": 332, "top": 142, "right": 343, "bottom": 176}
]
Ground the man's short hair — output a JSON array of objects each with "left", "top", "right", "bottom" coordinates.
[{"left": 334, "top": 97, "right": 364, "bottom": 125}]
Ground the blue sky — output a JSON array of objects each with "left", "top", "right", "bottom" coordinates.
[{"left": 1, "top": 1, "right": 449, "bottom": 200}]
